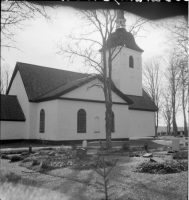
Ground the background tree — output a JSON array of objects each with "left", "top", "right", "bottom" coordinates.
[
  {"left": 161, "top": 90, "right": 173, "bottom": 135},
  {"left": 56, "top": 10, "right": 150, "bottom": 148},
  {"left": 178, "top": 58, "right": 188, "bottom": 136},
  {"left": 1, "top": 0, "right": 53, "bottom": 59},
  {"left": 164, "top": 50, "right": 181, "bottom": 136},
  {"left": 143, "top": 57, "right": 163, "bottom": 137},
  {"left": 1, "top": 64, "right": 12, "bottom": 94}
]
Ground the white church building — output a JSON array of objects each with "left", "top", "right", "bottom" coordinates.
[{"left": 1, "top": 11, "right": 158, "bottom": 143}]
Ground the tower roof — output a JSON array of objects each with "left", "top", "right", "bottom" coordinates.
[{"left": 100, "top": 28, "right": 143, "bottom": 53}]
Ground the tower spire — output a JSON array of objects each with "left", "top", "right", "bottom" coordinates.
[{"left": 116, "top": 10, "right": 126, "bottom": 30}]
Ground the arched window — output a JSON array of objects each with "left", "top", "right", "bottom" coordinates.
[
  {"left": 40, "top": 109, "right": 45, "bottom": 133},
  {"left": 94, "top": 117, "right": 100, "bottom": 133},
  {"left": 111, "top": 112, "right": 115, "bottom": 133},
  {"left": 129, "top": 56, "right": 134, "bottom": 68},
  {"left": 77, "top": 109, "right": 86, "bottom": 133}
]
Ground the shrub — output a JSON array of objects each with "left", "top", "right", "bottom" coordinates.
[
  {"left": 122, "top": 141, "right": 130, "bottom": 151},
  {"left": 40, "top": 160, "right": 51, "bottom": 170},
  {"left": 32, "top": 159, "right": 40, "bottom": 166},
  {"left": 1, "top": 154, "right": 9, "bottom": 159},
  {"left": 11, "top": 155, "right": 23, "bottom": 162},
  {"left": 135, "top": 160, "right": 188, "bottom": 174},
  {"left": 73, "top": 159, "right": 115, "bottom": 170},
  {"left": 173, "top": 151, "right": 188, "bottom": 160},
  {"left": 1, "top": 172, "right": 21, "bottom": 183}
]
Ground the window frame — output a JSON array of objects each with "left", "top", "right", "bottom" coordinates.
[
  {"left": 77, "top": 109, "right": 86, "bottom": 133},
  {"left": 111, "top": 112, "right": 115, "bottom": 133},
  {"left": 129, "top": 56, "right": 134, "bottom": 68},
  {"left": 39, "top": 109, "right": 45, "bottom": 133}
]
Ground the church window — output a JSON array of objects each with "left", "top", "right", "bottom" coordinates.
[
  {"left": 40, "top": 109, "right": 45, "bottom": 133},
  {"left": 77, "top": 109, "right": 86, "bottom": 133},
  {"left": 94, "top": 117, "right": 100, "bottom": 133},
  {"left": 111, "top": 112, "right": 115, "bottom": 133},
  {"left": 129, "top": 56, "right": 134, "bottom": 68}
]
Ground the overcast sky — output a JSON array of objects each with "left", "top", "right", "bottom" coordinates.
[
  {"left": 1, "top": 7, "right": 169, "bottom": 71},
  {"left": 1, "top": 6, "right": 186, "bottom": 127}
]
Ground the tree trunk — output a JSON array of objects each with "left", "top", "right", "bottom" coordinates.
[{"left": 182, "top": 87, "right": 188, "bottom": 137}]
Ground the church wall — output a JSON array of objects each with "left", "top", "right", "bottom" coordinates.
[
  {"left": 62, "top": 79, "right": 125, "bottom": 103},
  {"left": 129, "top": 110, "right": 155, "bottom": 137},
  {"left": 35, "top": 100, "right": 58, "bottom": 140},
  {"left": 111, "top": 47, "right": 142, "bottom": 96},
  {"left": 55, "top": 100, "right": 130, "bottom": 141},
  {"left": 8, "top": 71, "right": 29, "bottom": 139},
  {"left": 1, "top": 121, "right": 26, "bottom": 140},
  {"left": 104, "top": 47, "right": 142, "bottom": 96}
]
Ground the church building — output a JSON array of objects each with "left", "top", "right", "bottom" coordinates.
[{"left": 1, "top": 11, "right": 158, "bottom": 143}]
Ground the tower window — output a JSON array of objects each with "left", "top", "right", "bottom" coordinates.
[
  {"left": 77, "top": 109, "right": 86, "bottom": 133},
  {"left": 39, "top": 109, "right": 45, "bottom": 133},
  {"left": 129, "top": 56, "right": 134, "bottom": 68}
]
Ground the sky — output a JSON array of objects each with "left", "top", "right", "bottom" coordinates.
[{"left": 1, "top": 6, "right": 187, "bottom": 127}]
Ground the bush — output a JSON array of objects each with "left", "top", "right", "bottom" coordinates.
[
  {"left": 122, "top": 141, "right": 130, "bottom": 151},
  {"left": 135, "top": 160, "right": 188, "bottom": 174},
  {"left": 173, "top": 151, "right": 188, "bottom": 160},
  {"left": 1, "top": 172, "right": 21, "bottom": 183},
  {"left": 11, "top": 155, "right": 23, "bottom": 162},
  {"left": 40, "top": 160, "right": 51, "bottom": 170},
  {"left": 32, "top": 159, "right": 40, "bottom": 166},
  {"left": 1, "top": 154, "right": 9, "bottom": 159},
  {"left": 73, "top": 159, "right": 115, "bottom": 170}
]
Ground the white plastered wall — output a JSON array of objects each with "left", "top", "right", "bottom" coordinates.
[
  {"left": 1, "top": 121, "right": 26, "bottom": 140},
  {"left": 63, "top": 79, "right": 125, "bottom": 103},
  {"left": 8, "top": 71, "right": 28, "bottom": 139},
  {"left": 56, "top": 99, "right": 130, "bottom": 141},
  {"left": 129, "top": 110, "right": 155, "bottom": 137},
  {"left": 104, "top": 47, "right": 142, "bottom": 96},
  {"left": 35, "top": 100, "right": 58, "bottom": 141}
]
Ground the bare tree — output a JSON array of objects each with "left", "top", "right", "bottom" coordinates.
[
  {"left": 161, "top": 91, "right": 173, "bottom": 135},
  {"left": 1, "top": 64, "right": 12, "bottom": 94},
  {"left": 143, "top": 57, "right": 163, "bottom": 137},
  {"left": 164, "top": 50, "right": 181, "bottom": 136},
  {"left": 160, "top": 16, "right": 188, "bottom": 59},
  {"left": 56, "top": 10, "right": 149, "bottom": 148},
  {"left": 1, "top": 0, "right": 53, "bottom": 59},
  {"left": 178, "top": 58, "right": 188, "bottom": 136}
]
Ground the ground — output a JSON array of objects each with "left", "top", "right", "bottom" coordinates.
[{"left": 0, "top": 137, "right": 188, "bottom": 200}]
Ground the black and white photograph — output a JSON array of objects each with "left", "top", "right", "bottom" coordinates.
[{"left": 1, "top": 1, "right": 188, "bottom": 200}]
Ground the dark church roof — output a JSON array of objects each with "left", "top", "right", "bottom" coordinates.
[
  {"left": 1, "top": 95, "right": 26, "bottom": 121},
  {"left": 100, "top": 28, "right": 143, "bottom": 53},
  {"left": 7, "top": 62, "right": 89, "bottom": 101},
  {"left": 128, "top": 90, "right": 158, "bottom": 112},
  {"left": 7, "top": 62, "right": 157, "bottom": 111}
]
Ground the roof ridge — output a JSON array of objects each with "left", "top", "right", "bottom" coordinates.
[
  {"left": 17, "top": 62, "right": 88, "bottom": 75},
  {"left": 33, "top": 75, "right": 94, "bottom": 101}
]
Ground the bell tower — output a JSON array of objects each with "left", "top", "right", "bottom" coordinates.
[
  {"left": 108, "top": 10, "right": 143, "bottom": 96},
  {"left": 115, "top": 10, "right": 126, "bottom": 29}
]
